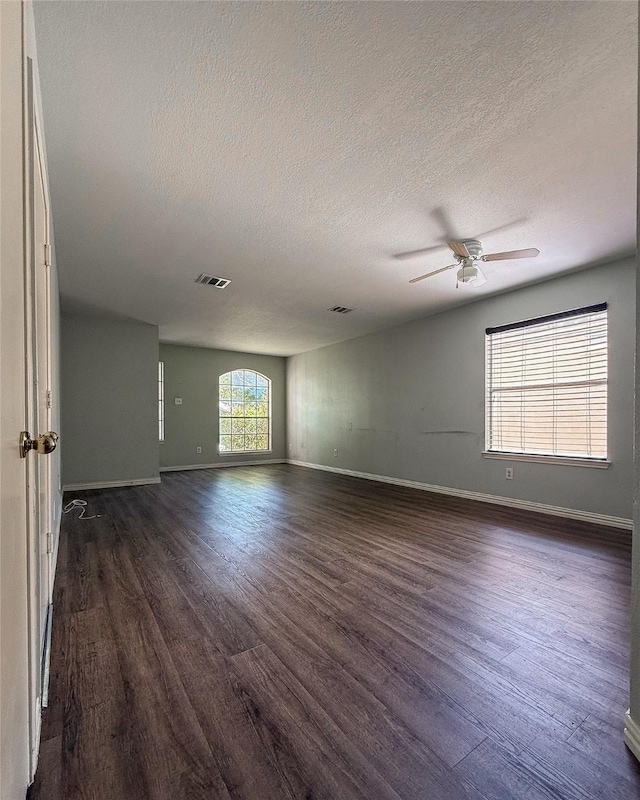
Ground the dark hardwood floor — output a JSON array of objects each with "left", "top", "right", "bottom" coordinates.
[{"left": 29, "top": 464, "right": 640, "bottom": 799}]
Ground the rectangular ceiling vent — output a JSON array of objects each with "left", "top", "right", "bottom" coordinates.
[
  {"left": 195, "top": 273, "right": 231, "bottom": 289},
  {"left": 327, "top": 305, "right": 354, "bottom": 314}
]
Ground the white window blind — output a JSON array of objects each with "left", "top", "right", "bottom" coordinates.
[{"left": 485, "top": 304, "right": 607, "bottom": 460}]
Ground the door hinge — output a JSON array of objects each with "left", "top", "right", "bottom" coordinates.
[
  {"left": 46, "top": 531, "right": 52, "bottom": 554},
  {"left": 44, "top": 243, "right": 51, "bottom": 267},
  {"left": 46, "top": 390, "right": 52, "bottom": 409}
]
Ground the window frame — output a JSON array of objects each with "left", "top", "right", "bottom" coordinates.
[
  {"left": 483, "top": 304, "right": 609, "bottom": 467},
  {"left": 217, "top": 369, "right": 272, "bottom": 455},
  {"left": 158, "top": 361, "right": 165, "bottom": 443}
]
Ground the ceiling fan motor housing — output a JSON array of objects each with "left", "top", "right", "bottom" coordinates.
[{"left": 459, "top": 239, "right": 483, "bottom": 260}]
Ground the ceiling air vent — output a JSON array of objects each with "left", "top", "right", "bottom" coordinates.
[
  {"left": 195, "top": 273, "right": 231, "bottom": 289},
  {"left": 327, "top": 306, "right": 354, "bottom": 314}
]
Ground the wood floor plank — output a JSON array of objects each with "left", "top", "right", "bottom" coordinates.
[
  {"left": 96, "top": 544, "right": 233, "bottom": 800},
  {"left": 523, "top": 728, "right": 640, "bottom": 800},
  {"left": 60, "top": 606, "right": 149, "bottom": 800},
  {"left": 169, "top": 636, "right": 301, "bottom": 800},
  {"left": 181, "top": 546, "right": 490, "bottom": 773},
  {"left": 454, "top": 736, "right": 593, "bottom": 800},
  {"left": 161, "top": 534, "right": 576, "bottom": 762},
  {"left": 232, "top": 645, "right": 399, "bottom": 800},
  {"left": 500, "top": 644, "right": 628, "bottom": 716},
  {"left": 262, "top": 575, "right": 573, "bottom": 758},
  {"left": 31, "top": 465, "right": 637, "bottom": 800},
  {"left": 27, "top": 736, "right": 61, "bottom": 800},
  {"left": 243, "top": 589, "right": 489, "bottom": 775},
  {"left": 427, "top": 582, "right": 631, "bottom": 683},
  {"left": 567, "top": 711, "right": 640, "bottom": 782},
  {"left": 39, "top": 581, "right": 69, "bottom": 743},
  {"left": 335, "top": 576, "right": 523, "bottom": 661}
]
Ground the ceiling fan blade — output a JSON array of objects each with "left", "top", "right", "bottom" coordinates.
[
  {"left": 409, "top": 264, "right": 457, "bottom": 284},
  {"left": 448, "top": 241, "right": 470, "bottom": 258},
  {"left": 471, "top": 266, "right": 487, "bottom": 288},
  {"left": 482, "top": 248, "right": 540, "bottom": 262},
  {"left": 394, "top": 244, "right": 448, "bottom": 261}
]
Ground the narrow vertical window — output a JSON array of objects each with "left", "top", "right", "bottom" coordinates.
[
  {"left": 219, "top": 369, "right": 271, "bottom": 453},
  {"left": 158, "top": 361, "right": 165, "bottom": 442}
]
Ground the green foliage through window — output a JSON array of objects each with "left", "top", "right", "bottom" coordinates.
[{"left": 218, "top": 369, "right": 270, "bottom": 453}]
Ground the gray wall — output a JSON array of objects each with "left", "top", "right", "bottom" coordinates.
[
  {"left": 159, "top": 344, "right": 286, "bottom": 469},
  {"left": 287, "top": 258, "right": 635, "bottom": 520},
  {"left": 61, "top": 313, "right": 159, "bottom": 486}
]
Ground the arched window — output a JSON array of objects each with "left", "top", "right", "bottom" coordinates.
[{"left": 218, "top": 369, "right": 271, "bottom": 453}]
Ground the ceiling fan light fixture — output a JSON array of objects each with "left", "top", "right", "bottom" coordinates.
[{"left": 457, "top": 263, "right": 478, "bottom": 284}]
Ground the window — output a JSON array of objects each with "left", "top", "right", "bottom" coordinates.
[
  {"left": 218, "top": 369, "right": 271, "bottom": 453},
  {"left": 158, "top": 361, "right": 165, "bottom": 442},
  {"left": 485, "top": 304, "right": 607, "bottom": 460}
]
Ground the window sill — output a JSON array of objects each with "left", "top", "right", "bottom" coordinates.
[
  {"left": 218, "top": 450, "right": 273, "bottom": 457},
  {"left": 482, "top": 451, "right": 610, "bottom": 469}
]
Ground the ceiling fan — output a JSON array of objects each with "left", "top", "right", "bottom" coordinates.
[{"left": 405, "top": 239, "right": 540, "bottom": 288}]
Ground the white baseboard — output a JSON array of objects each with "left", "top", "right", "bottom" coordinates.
[
  {"left": 161, "top": 459, "right": 286, "bottom": 473},
  {"left": 624, "top": 711, "right": 640, "bottom": 762},
  {"left": 287, "top": 459, "right": 632, "bottom": 530},
  {"left": 63, "top": 476, "right": 161, "bottom": 491}
]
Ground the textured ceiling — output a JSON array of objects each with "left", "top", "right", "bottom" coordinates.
[{"left": 33, "top": 1, "right": 637, "bottom": 356}]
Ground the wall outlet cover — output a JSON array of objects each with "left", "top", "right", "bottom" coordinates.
[
  {"left": 175, "top": 397, "right": 183, "bottom": 405},
  {"left": 196, "top": 446, "right": 202, "bottom": 454}
]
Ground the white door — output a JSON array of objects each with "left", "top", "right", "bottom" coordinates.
[
  {"left": 24, "top": 52, "right": 56, "bottom": 765},
  {"left": 1, "top": 3, "right": 58, "bottom": 794},
  {"left": 0, "top": 2, "right": 32, "bottom": 794}
]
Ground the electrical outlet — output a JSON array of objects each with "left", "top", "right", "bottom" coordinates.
[
  {"left": 505, "top": 467, "right": 514, "bottom": 480},
  {"left": 196, "top": 446, "right": 202, "bottom": 454},
  {"left": 175, "top": 397, "right": 182, "bottom": 405},
  {"left": 333, "top": 448, "right": 338, "bottom": 457},
  {"left": 289, "top": 444, "right": 293, "bottom": 451}
]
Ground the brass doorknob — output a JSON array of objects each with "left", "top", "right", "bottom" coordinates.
[{"left": 19, "top": 431, "right": 59, "bottom": 458}]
